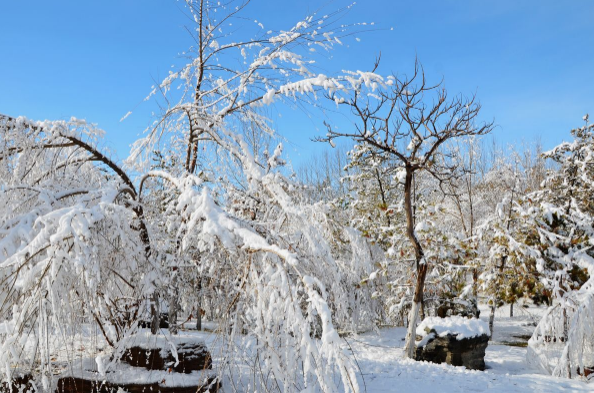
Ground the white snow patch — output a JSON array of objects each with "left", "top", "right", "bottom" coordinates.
[{"left": 416, "top": 316, "right": 490, "bottom": 342}]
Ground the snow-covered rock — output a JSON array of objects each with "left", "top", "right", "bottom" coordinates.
[
  {"left": 120, "top": 332, "right": 212, "bottom": 373},
  {"left": 415, "top": 316, "right": 490, "bottom": 370},
  {"left": 416, "top": 316, "right": 490, "bottom": 342},
  {"left": 58, "top": 333, "right": 219, "bottom": 393}
]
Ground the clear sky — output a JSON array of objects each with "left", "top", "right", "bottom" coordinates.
[{"left": 1, "top": 0, "right": 593, "bottom": 166}]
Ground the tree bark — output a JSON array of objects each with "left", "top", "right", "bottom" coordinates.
[
  {"left": 374, "top": 167, "right": 391, "bottom": 226},
  {"left": 562, "top": 308, "right": 568, "bottom": 342},
  {"left": 420, "top": 298, "right": 425, "bottom": 321}
]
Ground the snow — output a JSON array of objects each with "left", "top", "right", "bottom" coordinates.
[
  {"left": 414, "top": 220, "right": 430, "bottom": 232},
  {"left": 342, "top": 305, "right": 591, "bottom": 392},
  {"left": 407, "top": 138, "right": 416, "bottom": 150},
  {"left": 166, "top": 306, "right": 591, "bottom": 393},
  {"left": 119, "top": 111, "right": 132, "bottom": 122},
  {"left": 119, "top": 331, "right": 206, "bottom": 351},
  {"left": 263, "top": 88, "right": 276, "bottom": 104},
  {"left": 416, "top": 316, "right": 490, "bottom": 342},
  {"left": 2, "top": 3, "right": 594, "bottom": 391},
  {"left": 394, "top": 167, "right": 407, "bottom": 184},
  {"left": 95, "top": 355, "right": 107, "bottom": 377},
  {"left": 4, "top": 303, "right": 593, "bottom": 392},
  {"left": 63, "top": 359, "right": 217, "bottom": 388}
]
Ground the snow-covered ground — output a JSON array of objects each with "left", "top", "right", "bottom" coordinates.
[
  {"left": 44, "top": 303, "right": 590, "bottom": 392},
  {"left": 183, "top": 303, "right": 591, "bottom": 392},
  {"left": 339, "top": 303, "right": 591, "bottom": 392},
  {"left": 346, "top": 330, "right": 589, "bottom": 392}
]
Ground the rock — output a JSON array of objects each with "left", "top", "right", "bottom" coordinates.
[
  {"left": 577, "top": 366, "right": 594, "bottom": 379},
  {"left": 56, "top": 339, "right": 219, "bottom": 393},
  {"left": 435, "top": 299, "right": 479, "bottom": 319},
  {"left": 121, "top": 341, "right": 212, "bottom": 373},
  {"left": 415, "top": 332, "right": 489, "bottom": 370},
  {"left": 56, "top": 375, "right": 221, "bottom": 393},
  {"left": 138, "top": 313, "right": 169, "bottom": 329},
  {"left": 0, "top": 373, "right": 33, "bottom": 393}
]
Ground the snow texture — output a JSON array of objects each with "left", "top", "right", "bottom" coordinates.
[{"left": 417, "top": 316, "right": 490, "bottom": 341}]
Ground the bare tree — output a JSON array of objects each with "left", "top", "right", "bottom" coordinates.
[{"left": 320, "top": 61, "right": 494, "bottom": 358}]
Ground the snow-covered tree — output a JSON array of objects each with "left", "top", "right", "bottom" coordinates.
[
  {"left": 524, "top": 117, "right": 594, "bottom": 379},
  {"left": 321, "top": 62, "right": 494, "bottom": 358},
  {"left": 0, "top": 115, "right": 153, "bottom": 389},
  {"left": 0, "top": 0, "right": 392, "bottom": 389},
  {"left": 478, "top": 141, "right": 553, "bottom": 336}
]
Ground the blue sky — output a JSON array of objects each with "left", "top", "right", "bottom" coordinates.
[{"left": 1, "top": 0, "right": 593, "bottom": 167}]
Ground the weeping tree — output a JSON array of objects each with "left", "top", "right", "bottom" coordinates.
[
  {"left": 321, "top": 61, "right": 494, "bottom": 358},
  {"left": 0, "top": 115, "right": 157, "bottom": 389},
  {"left": 0, "top": 113, "right": 378, "bottom": 392}
]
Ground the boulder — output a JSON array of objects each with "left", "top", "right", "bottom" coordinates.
[
  {"left": 56, "top": 375, "right": 220, "bottom": 393},
  {"left": 0, "top": 372, "right": 33, "bottom": 393},
  {"left": 138, "top": 313, "right": 169, "bottom": 329},
  {"left": 415, "top": 332, "right": 489, "bottom": 370},
  {"left": 414, "top": 316, "right": 490, "bottom": 370},
  {"left": 56, "top": 336, "right": 219, "bottom": 393},
  {"left": 121, "top": 341, "right": 212, "bottom": 373}
]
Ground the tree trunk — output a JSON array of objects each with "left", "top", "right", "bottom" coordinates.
[
  {"left": 404, "top": 301, "right": 420, "bottom": 358},
  {"left": 488, "top": 303, "right": 496, "bottom": 339},
  {"left": 196, "top": 278, "right": 203, "bottom": 331},
  {"left": 150, "top": 292, "right": 160, "bottom": 335},
  {"left": 489, "top": 255, "right": 507, "bottom": 339},
  {"left": 168, "top": 263, "right": 180, "bottom": 335},
  {"left": 404, "top": 263, "right": 429, "bottom": 358},
  {"left": 169, "top": 289, "right": 179, "bottom": 335},
  {"left": 472, "top": 268, "right": 480, "bottom": 318},
  {"left": 420, "top": 298, "right": 425, "bottom": 321},
  {"left": 509, "top": 301, "right": 514, "bottom": 318},
  {"left": 402, "top": 168, "right": 427, "bottom": 359},
  {"left": 562, "top": 308, "right": 568, "bottom": 343}
]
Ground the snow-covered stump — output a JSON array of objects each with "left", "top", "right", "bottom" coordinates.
[{"left": 414, "top": 316, "right": 490, "bottom": 370}]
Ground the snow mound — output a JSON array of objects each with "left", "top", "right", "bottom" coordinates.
[
  {"left": 417, "top": 316, "right": 490, "bottom": 341},
  {"left": 120, "top": 331, "right": 206, "bottom": 351}
]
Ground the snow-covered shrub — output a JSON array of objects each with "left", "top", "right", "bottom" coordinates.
[
  {"left": 525, "top": 120, "right": 594, "bottom": 380},
  {"left": 528, "top": 279, "right": 594, "bottom": 379}
]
